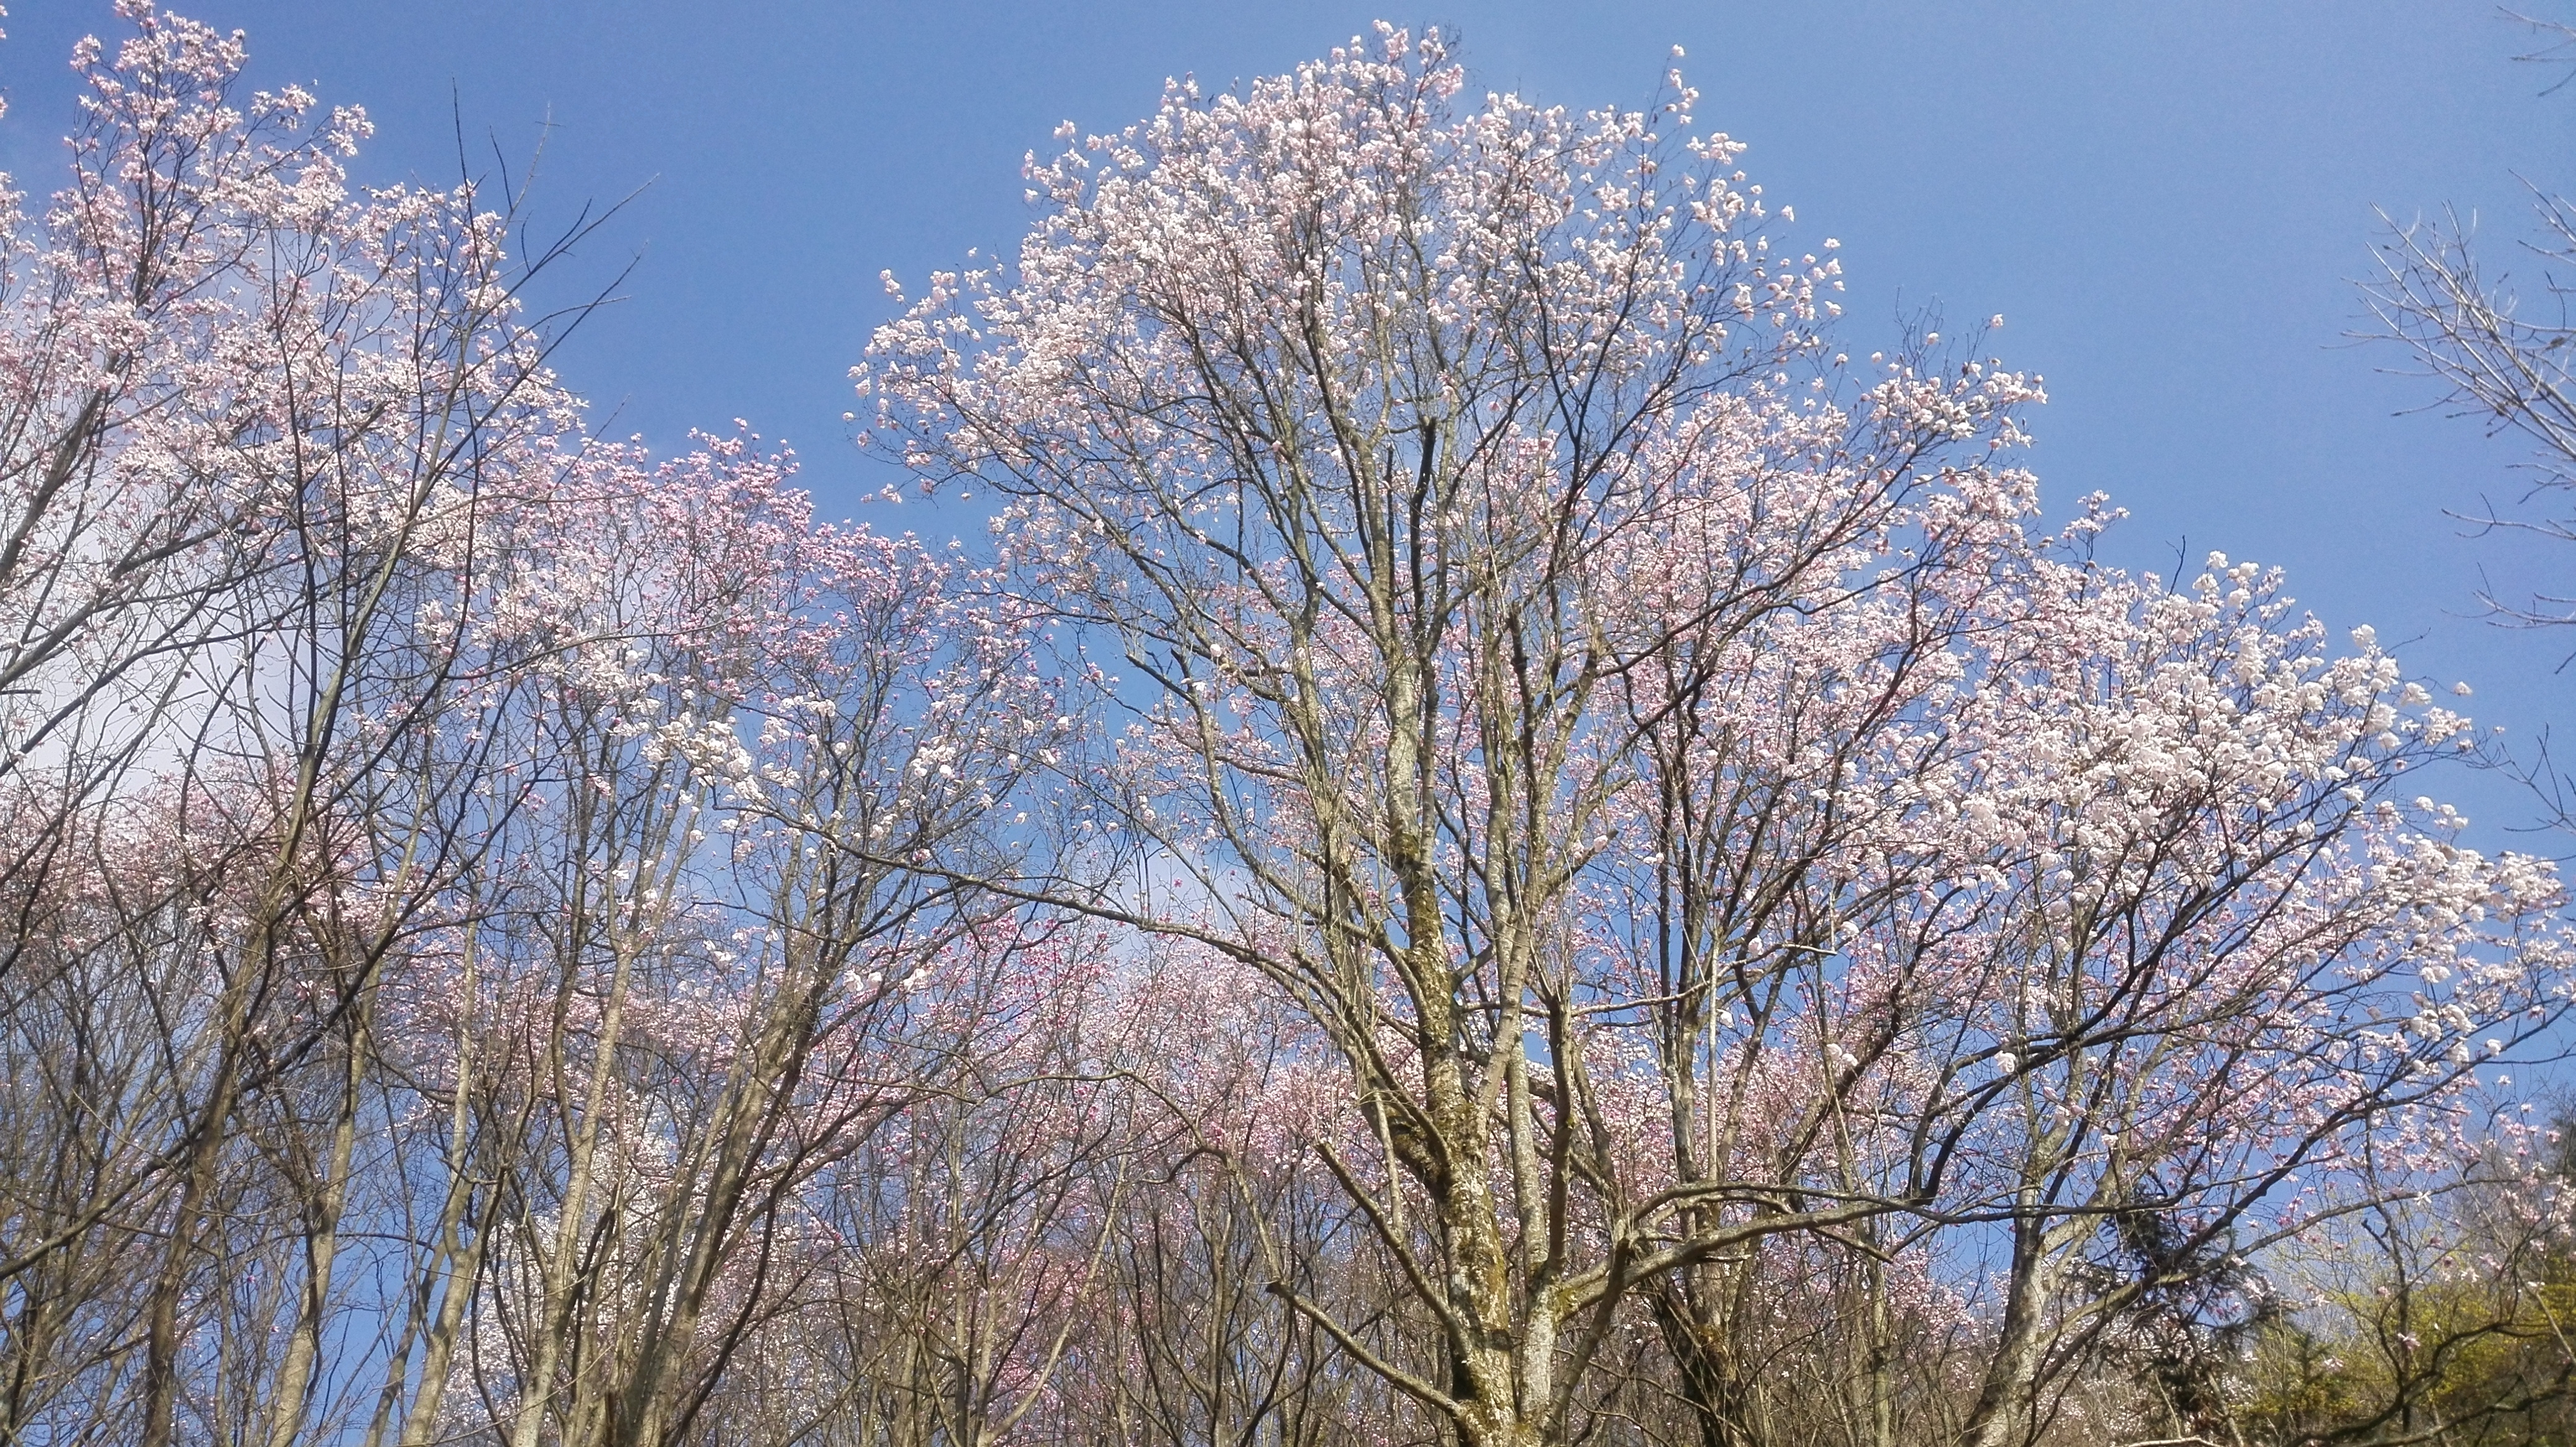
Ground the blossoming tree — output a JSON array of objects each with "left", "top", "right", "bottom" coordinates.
[
  {"left": 863, "top": 25, "right": 2574, "bottom": 1447},
  {"left": 2, "top": 7, "right": 2569, "bottom": 1447}
]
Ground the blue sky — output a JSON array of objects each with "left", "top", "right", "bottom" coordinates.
[{"left": 6, "top": 0, "right": 2570, "bottom": 839}]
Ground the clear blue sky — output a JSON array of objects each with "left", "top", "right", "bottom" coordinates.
[{"left": 6, "top": 1, "right": 2570, "bottom": 839}]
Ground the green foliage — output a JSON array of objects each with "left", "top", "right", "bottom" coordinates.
[{"left": 2215, "top": 1148, "right": 2576, "bottom": 1447}]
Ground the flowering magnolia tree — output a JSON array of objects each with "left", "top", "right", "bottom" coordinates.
[
  {"left": 3, "top": 8, "right": 2571, "bottom": 1447},
  {"left": 0, "top": 10, "right": 1066, "bottom": 1447},
  {"left": 0, "top": 7, "right": 600, "bottom": 1445},
  {"left": 863, "top": 24, "right": 2576, "bottom": 1447}
]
